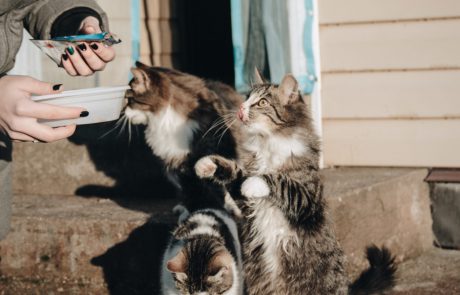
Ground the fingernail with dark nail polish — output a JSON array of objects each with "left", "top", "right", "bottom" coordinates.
[
  {"left": 52, "top": 84, "right": 62, "bottom": 91},
  {"left": 62, "top": 53, "right": 68, "bottom": 61},
  {"left": 67, "top": 46, "right": 75, "bottom": 55},
  {"left": 78, "top": 43, "right": 87, "bottom": 51},
  {"left": 90, "top": 43, "right": 98, "bottom": 50},
  {"left": 80, "top": 111, "right": 89, "bottom": 117}
]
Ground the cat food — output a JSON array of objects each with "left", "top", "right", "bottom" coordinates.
[{"left": 32, "top": 86, "right": 129, "bottom": 127}]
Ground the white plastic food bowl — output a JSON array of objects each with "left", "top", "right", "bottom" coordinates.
[{"left": 32, "top": 86, "right": 129, "bottom": 127}]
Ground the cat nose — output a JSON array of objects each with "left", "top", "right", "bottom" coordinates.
[{"left": 238, "top": 110, "right": 244, "bottom": 121}]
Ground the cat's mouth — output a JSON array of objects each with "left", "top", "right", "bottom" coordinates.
[{"left": 124, "top": 89, "right": 152, "bottom": 112}]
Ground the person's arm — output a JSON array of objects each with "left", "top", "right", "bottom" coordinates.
[
  {"left": 0, "top": 75, "right": 85, "bottom": 142},
  {"left": 24, "top": 0, "right": 115, "bottom": 76}
]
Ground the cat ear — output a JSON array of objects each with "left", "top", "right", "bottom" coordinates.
[
  {"left": 167, "top": 250, "right": 187, "bottom": 273},
  {"left": 253, "top": 67, "right": 266, "bottom": 85},
  {"left": 135, "top": 60, "right": 150, "bottom": 69},
  {"left": 167, "top": 250, "right": 188, "bottom": 283},
  {"left": 207, "top": 252, "right": 233, "bottom": 292},
  {"left": 130, "top": 67, "right": 150, "bottom": 94},
  {"left": 278, "top": 74, "right": 300, "bottom": 105},
  {"left": 207, "top": 250, "right": 233, "bottom": 282}
]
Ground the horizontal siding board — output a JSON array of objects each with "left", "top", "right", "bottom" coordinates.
[
  {"left": 322, "top": 70, "right": 460, "bottom": 119},
  {"left": 320, "top": 19, "right": 460, "bottom": 71},
  {"left": 323, "top": 119, "right": 460, "bottom": 167},
  {"left": 319, "top": 0, "right": 460, "bottom": 24}
]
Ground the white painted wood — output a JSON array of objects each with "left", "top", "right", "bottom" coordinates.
[
  {"left": 9, "top": 31, "right": 42, "bottom": 79},
  {"left": 97, "top": 0, "right": 132, "bottom": 20},
  {"left": 320, "top": 19, "right": 460, "bottom": 71},
  {"left": 322, "top": 71, "right": 460, "bottom": 119},
  {"left": 311, "top": 0, "right": 323, "bottom": 167},
  {"left": 99, "top": 56, "right": 132, "bottom": 86},
  {"left": 319, "top": 0, "right": 460, "bottom": 24},
  {"left": 105, "top": 19, "right": 132, "bottom": 57},
  {"left": 323, "top": 119, "right": 460, "bottom": 167}
]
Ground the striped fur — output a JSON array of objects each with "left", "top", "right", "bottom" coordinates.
[
  {"left": 125, "top": 62, "right": 243, "bottom": 213},
  {"left": 161, "top": 206, "right": 244, "bottom": 295},
  {"left": 195, "top": 74, "right": 396, "bottom": 294}
]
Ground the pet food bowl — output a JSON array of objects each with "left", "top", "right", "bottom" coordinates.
[{"left": 32, "top": 86, "right": 129, "bottom": 127}]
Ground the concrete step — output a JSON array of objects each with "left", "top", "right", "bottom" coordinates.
[
  {"left": 12, "top": 126, "right": 168, "bottom": 197},
  {"left": 1, "top": 167, "right": 433, "bottom": 293},
  {"left": 3, "top": 249, "right": 459, "bottom": 295},
  {"left": 389, "top": 248, "right": 460, "bottom": 295}
]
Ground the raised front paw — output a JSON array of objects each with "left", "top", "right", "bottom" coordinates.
[
  {"left": 241, "top": 176, "right": 270, "bottom": 198},
  {"left": 195, "top": 156, "right": 218, "bottom": 179}
]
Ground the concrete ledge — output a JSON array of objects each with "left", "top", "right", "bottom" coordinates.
[
  {"left": 324, "top": 168, "right": 433, "bottom": 274},
  {"left": 1, "top": 168, "right": 433, "bottom": 293}
]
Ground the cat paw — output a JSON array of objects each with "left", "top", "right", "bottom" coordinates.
[
  {"left": 241, "top": 176, "right": 270, "bottom": 198},
  {"left": 195, "top": 157, "right": 217, "bottom": 178}
]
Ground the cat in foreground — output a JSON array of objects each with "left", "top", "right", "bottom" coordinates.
[
  {"left": 160, "top": 205, "right": 244, "bottom": 295},
  {"left": 194, "top": 70, "right": 397, "bottom": 294}
]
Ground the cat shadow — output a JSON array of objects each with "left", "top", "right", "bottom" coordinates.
[
  {"left": 91, "top": 219, "right": 173, "bottom": 294},
  {"left": 69, "top": 121, "right": 178, "bottom": 213}
]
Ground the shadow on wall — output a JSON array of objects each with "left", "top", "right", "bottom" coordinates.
[
  {"left": 68, "top": 121, "right": 177, "bottom": 213},
  {"left": 91, "top": 219, "right": 173, "bottom": 294}
]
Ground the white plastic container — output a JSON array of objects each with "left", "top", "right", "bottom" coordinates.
[{"left": 32, "top": 86, "right": 129, "bottom": 127}]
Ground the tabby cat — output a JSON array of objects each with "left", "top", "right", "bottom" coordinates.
[
  {"left": 161, "top": 205, "right": 244, "bottom": 295},
  {"left": 124, "top": 62, "right": 242, "bottom": 213},
  {"left": 194, "top": 71, "right": 397, "bottom": 294}
]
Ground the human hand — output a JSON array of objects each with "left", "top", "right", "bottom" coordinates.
[
  {"left": 0, "top": 75, "right": 86, "bottom": 142},
  {"left": 61, "top": 16, "right": 116, "bottom": 76}
]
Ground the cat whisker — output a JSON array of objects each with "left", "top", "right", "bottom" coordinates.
[
  {"left": 202, "top": 117, "right": 229, "bottom": 139},
  {"left": 98, "top": 116, "right": 126, "bottom": 139},
  {"left": 217, "top": 118, "right": 236, "bottom": 146},
  {"left": 117, "top": 115, "right": 128, "bottom": 138}
]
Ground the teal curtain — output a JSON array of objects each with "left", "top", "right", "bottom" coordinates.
[{"left": 231, "top": 0, "right": 317, "bottom": 94}]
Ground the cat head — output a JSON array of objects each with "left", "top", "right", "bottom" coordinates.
[
  {"left": 237, "top": 69, "right": 312, "bottom": 136},
  {"left": 124, "top": 61, "right": 207, "bottom": 124},
  {"left": 166, "top": 238, "right": 236, "bottom": 295}
]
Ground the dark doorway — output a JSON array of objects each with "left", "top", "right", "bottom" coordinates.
[{"left": 175, "top": 0, "right": 235, "bottom": 86}]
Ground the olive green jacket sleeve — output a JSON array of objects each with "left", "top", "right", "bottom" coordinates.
[{"left": 24, "top": 0, "right": 109, "bottom": 40}]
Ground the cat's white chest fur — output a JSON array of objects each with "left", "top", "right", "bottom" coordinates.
[
  {"left": 144, "top": 106, "right": 199, "bottom": 165},
  {"left": 243, "top": 133, "right": 307, "bottom": 174},
  {"left": 249, "top": 200, "right": 297, "bottom": 283}
]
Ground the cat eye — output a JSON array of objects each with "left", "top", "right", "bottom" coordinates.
[{"left": 258, "top": 99, "right": 268, "bottom": 107}]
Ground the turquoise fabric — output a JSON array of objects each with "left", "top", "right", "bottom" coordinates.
[
  {"left": 131, "top": 0, "right": 140, "bottom": 65},
  {"left": 231, "top": 0, "right": 317, "bottom": 94}
]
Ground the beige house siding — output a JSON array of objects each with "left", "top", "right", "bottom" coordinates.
[{"left": 319, "top": 1, "right": 460, "bottom": 167}]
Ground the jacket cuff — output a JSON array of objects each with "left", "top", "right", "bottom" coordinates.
[
  {"left": 25, "top": 0, "right": 109, "bottom": 40},
  {"left": 51, "top": 7, "right": 103, "bottom": 37}
]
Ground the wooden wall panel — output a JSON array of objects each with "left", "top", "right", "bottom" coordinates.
[
  {"left": 320, "top": 20, "right": 460, "bottom": 71},
  {"left": 322, "top": 71, "right": 460, "bottom": 119},
  {"left": 319, "top": 0, "right": 460, "bottom": 24},
  {"left": 323, "top": 119, "right": 460, "bottom": 167}
]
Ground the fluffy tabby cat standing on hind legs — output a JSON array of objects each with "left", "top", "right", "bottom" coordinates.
[{"left": 195, "top": 70, "right": 397, "bottom": 294}]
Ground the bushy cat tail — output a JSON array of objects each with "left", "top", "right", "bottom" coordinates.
[{"left": 349, "top": 245, "right": 397, "bottom": 295}]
